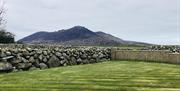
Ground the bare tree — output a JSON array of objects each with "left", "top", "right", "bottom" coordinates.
[{"left": 0, "top": 0, "right": 5, "bottom": 28}]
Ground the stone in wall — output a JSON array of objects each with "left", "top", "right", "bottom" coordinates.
[{"left": 0, "top": 62, "right": 13, "bottom": 72}]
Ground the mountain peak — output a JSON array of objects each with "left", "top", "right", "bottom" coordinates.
[
  {"left": 72, "top": 26, "right": 86, "bottom": 29},
  {"left": 69, "top": 26, "right": 90, "bottom": 31}
]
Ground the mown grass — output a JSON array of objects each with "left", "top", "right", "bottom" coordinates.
[{"left": 0, "top": 61, "right": 180, "bottom": 91}]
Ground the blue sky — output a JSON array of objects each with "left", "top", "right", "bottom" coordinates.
[{"left": 4, "top": 0, "right": 180, "bottom": 45}]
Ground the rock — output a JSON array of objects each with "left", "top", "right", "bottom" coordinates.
[
  {"left": 87, "top": 56, "right": 91, "bottom": 60},
  {"left": 34, "top": 54, "right": 39, "bottom": 59},
  {"left": 49, "top": 53, "right": 53, "bottom": 57},
  {"left": 26, "top": 47, "right": 32, "bottom": 52},
  {"left": 12, "top": 49, "right": 19, "bottom": 54},
  {"left": 81, "top": 54, "right": 87, "bottom": 59},
  {"left": 59, "top": 56, "right": 64, "bottom": 60},
  {"left": 66, "top": 55, "right": 70, "bottom": 61},
  {"left": 47, "top": 55, "right": 60, "bottom": 68},
  {"left": 42, "top": 57, "right": 48, "bottom": 63},
  {"left": 5, "top": 51, "right": 12, "bottom": 56},
  {"left": 33, "top": 59, "right": 40, "bottom": 67},
  {"left": 29, "top": 66, "right": 39, "bottom": 71},
  {"left": 33, "top": 48, "right": 38, "bottom": 51},
  {"left": 29, "top": 51, "right": 35, "bottom": 56},
  {"left": 82, "top": 59, "right": 89, "bottom": 64},
  {"left": 43, "top": 51, "right": 48, "bottom": 56},
  {"left": 70, "top": 57, "right": 77, "bottom": 65},
  {"left": 11, "top": 59, "right": 21, "bottom": 64},
  {"left": 55, "top": 52, "right": 62, "bottom": 57},
  {"left": 99, "top": 53, "right": 105, "bottom": 59},
  {"left": 11, "top": 56, "right": 22, "bottom": 64},
  {"left": 62, "top": 53, "right": 70, "bottom": 60},
  {"left": 46, "top": 55, "right": 50, "bottom": 59},
  {"left": 2, "top": 56, "right": 14, "bottom": 60},
  {"left": 63, "top": 63, "right": 67, "bottom": 66},
  {"left": 0, "top": 62, "right": 13, "bottom": 72},
  {"left": 60, "top": 59, "right": 67, "bottom": 65},
  {"left": 89, "top": 59, "right": 96, "bottom": 63},
  {"left": 77, "top": 58, "right": 82, "bottom": 64},
  {"left": 22, "top": 50, "right": 30, "bottom": 56},
  {"left": 0, "top": 52, "right": 6, "bottom": 58},
  {"left": 39, "top": 63, "right": 48, "bottom": 69},
  {"left": 62, "top": 53, "right": 67, "bottom": 57},
  {"left": 25, "top": 56, "right": 30, "bottom": 59},
  {"left": 38, "top": 55, "right": 43, "bottom": 61},
  {"left": 17, "top": 63, "right": 32, "bottom": 69},
  {"left": 29, "top": 57, "right": 35, "bottom": 63},
  {"left": 22, "top": 57, "right": 29, "bottom": 63},
  {"left": 92, "top": 54, "right": 98, "bottom": 59},
  {"left": 37, "top": 50, "right": 42, "bottom": 54}
]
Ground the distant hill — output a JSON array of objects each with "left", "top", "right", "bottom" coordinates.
[{"left": 18, "top": 26, "right": 151, "bottom": 46}]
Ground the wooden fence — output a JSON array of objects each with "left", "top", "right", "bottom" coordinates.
[{"left": 111, "top": 50, "right": 180, "bottom": 64}]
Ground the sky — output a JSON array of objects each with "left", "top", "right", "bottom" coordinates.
[{"left": 3, "top": 0, "right": 180, "bottom": 45}]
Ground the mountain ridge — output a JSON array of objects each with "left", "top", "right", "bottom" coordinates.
[{"left": 18, "top": 26, "right": 151, "bottom": 46}]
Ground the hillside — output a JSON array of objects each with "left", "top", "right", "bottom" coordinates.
[{"left": 18, "top": 26, "right": 150, "bottom": 46}]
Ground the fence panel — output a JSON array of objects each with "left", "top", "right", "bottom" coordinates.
[{"left": 111, "top": 50, "right": 180, "bottom": 64}]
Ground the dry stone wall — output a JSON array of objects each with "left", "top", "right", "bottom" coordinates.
[{"left": 0, "top": 45, "right": 111, "bottom": 73}]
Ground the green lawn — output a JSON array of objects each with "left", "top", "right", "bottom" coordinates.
[{"left": 0, "top": 61, "right": 180, "bottom": 91}]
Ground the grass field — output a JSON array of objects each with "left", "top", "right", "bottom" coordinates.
[{"left": 0, "top": 61, "right": 180, "bottom": 91}]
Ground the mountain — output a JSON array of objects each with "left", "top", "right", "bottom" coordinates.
[
  {"left": 18, "top": 26, "right": 150, "bottom": 46},
  {"left": 95, "top": 31, "right": 125, "bottom": 44}
]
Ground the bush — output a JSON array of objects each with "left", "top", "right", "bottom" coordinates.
[{"left": 0, "top": 29, "right": 14, "bottom": 43}]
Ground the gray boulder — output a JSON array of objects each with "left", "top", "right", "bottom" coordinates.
[
  {"left": 90, "top": 59, "right": 96, "bottom": 63},
  {"left": 69, "top": 57, "right": 77, "bottom": 65},
  {"left": 0, "top": 62, "right": 13, "bottom": 72},
  {"left": 60, "top": 59, "right": 67, "bottom": 65},
  {"left": 22, "top": 50, "right": 30, "bottom": 56},
  {"left": 11, "top": 57, "right": 22, "bottom": 64},
  {"left": 1, "top": 56, "right": 14, "bottom": 60},
  {"left": 47, "top": 55, "right": 60, "bottom": 68},
  {"left": 26, "top": 47, "right": 32, "bottom": 52},
  {"left": 0, "top": 52, "right": 6, "bottom": 58},
  {"left": 77, "top": 58, "right": 82, "bottom": 64},
  {"left": 92, "top": 54, "right": 98, "bottom": 59},
  {"left": 33, "top": 59, "right": 40, "bottom": 67},
  {"left": 5, "top": 51, "right": 12, "bottom": 56},
  {"left": 37, "top": 50, "right": 42, "bottom": 54},
  {"left": 22, "top": 57, "right": 29, "bottom": 63},
  {"left": 29, "top": 57, "right": 35, "bottom": 63},
  {"left": 42, "top": 57, "right": 48, "bottom": 63},
  {"left": 17, "top": 63, "right": 32, "bottom": 69},
  {"left": 39, "top": 63, "right": 48, "bottom": 69},
  {"left": 43, "top": 51, "right": 48, "bottom": 56},
  {"left": 81, "top": 54, "right": 87, "bottom": 59},
  {"left": 82, "top": 59, "right": 89, "bottom": 64},
  {"left": 55, "top": 52, "right": 62, "bottom": 57},
  {"left": 99, "top": 53, "right": 105, "bottom": 59},
  {"left": 38, "top": 55, "right": 43, "bottom": 61}
]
